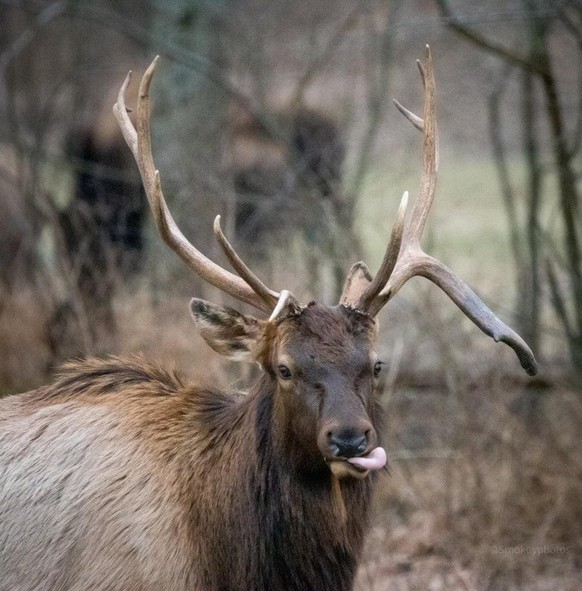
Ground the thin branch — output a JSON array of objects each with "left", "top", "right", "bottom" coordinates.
[
  {"left": 555, "top": 0, "right": 582, "bottom": 48},
  {"left": 568, "top": 48, "right": 582, "bottom": 157},
  {"left": 488, "top": 63, "right": 524, "bottom": 267},
  {"left": 435, "top": 0, "right": 541, "bottom": 75},
  {"left": 290, "top": 5, "right": 363, "bottom": 108},
  {"left": 0, "top": 1, "right": 66, "bottom": 76},
  {"left": 0, "top": 0, "right": 281, "bottom": 142},
  {"left": 349, "top": 3, "right": 401, "bottom": 200},
  {"left": 546, "top": 259, "right": 574, "bottom": 341}
]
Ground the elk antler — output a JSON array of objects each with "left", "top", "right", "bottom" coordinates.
[
  {"left": 353, "top": 46, "right": 537, "bottom": 376},
  {"left": 113, "top": 57, "right": 281, "bottom": 315}
]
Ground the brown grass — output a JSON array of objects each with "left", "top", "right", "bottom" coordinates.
[
  {"left": 352, "top": 292, "right": 582, "bottom": 590},
  {"left": 1, "top": 269, "right": 580, "bottom": 591},
  {"left": 355, "top": 374, "right": 581, "bottom": 590}
]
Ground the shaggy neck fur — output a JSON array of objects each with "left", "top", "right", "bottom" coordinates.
[{"left": 182, "top": 373, "right": 378, "bottom": 591}]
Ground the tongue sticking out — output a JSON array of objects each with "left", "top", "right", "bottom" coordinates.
[{"left": 347, "top": 447, "right": 387, "bottom": 471}]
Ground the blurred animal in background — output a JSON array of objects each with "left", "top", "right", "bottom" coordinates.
[
  {"left": 226, "top": 104, "right": 355, "bottom": 297},
  {"left": 230, "top": 107, "right": 345, "bottom": 241},
  {"left": 48, "top": 111, "right": 146, "bottom": 361}
]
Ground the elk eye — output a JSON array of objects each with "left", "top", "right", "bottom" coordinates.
[
  {"left": 373, "top": 361, "right": 384, "bottom": 377},
  {"left": 278, "top": 365, "right": 292, "bottom": 380}
]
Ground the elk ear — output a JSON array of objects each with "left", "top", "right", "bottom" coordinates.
[{"left": 190, "top": 298, "right": 264, "bottom": 362}]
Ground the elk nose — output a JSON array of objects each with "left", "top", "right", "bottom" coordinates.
[{"left": 328, "top": 431, "right": 368, "bottom": 458}]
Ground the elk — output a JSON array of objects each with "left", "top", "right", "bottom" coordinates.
[
  {"left": 0, "top": 46, "right": 537, "bottom": 591},
  {"left": 49, "top": 123, "right": 146, "bottom": 361}
]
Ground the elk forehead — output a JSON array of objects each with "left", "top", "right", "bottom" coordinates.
[{"left": 273, "top": 304, "right": 378, "bottom": 368}]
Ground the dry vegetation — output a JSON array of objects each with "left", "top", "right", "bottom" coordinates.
[
  {"left": 355, "top": 307, "right": 581, "bottom": 589},
  {"left": 3, "top": 275, "right": 580, "bottom": 590},
  {"left": 359, "top": 155, "right": 581, "bottom": 588}
]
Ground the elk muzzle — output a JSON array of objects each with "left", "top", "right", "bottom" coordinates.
[{"left": 319, "top": 420, "right": 386, "bottom": 480}]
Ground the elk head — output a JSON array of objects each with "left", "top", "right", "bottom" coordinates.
[
  {"left": 113, "top": 46, "right": 537, "bottom": 479},
  {"left": 190, "top": 296, "right": 385, "bottom": 479}
]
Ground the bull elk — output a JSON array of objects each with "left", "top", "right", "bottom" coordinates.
[{"left": 0, "top": 46, "right": 537, "bottom": 591}]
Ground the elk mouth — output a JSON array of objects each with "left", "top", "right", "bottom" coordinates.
[{"left": 327, "top": 447, "right": 387, "bottom": 480}]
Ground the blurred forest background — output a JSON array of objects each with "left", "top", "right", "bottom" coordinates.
[{"left": 0, "top": 0, "right": 580, "bottom": 589}]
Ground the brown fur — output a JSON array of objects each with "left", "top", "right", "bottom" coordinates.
[{"left": 0, "top": 304, "right": 384, "bottom": 591}]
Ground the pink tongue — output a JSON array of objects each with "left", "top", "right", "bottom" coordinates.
[{"left": 347, "top": 447, "right": 387, "bottom": 471}]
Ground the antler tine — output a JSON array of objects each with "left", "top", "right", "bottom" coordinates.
[
  {"left": 355, "top": 191, "right": 408, "bottom": 311},
  {"left": 113, "top": 57, "right": 278, "bottom": 314},
  {"left": 268, "top": 289, "right": 302, "bottom": 322},
  {"left": 416, "top": 56, "right": 426, "bottom": 87},
  {"left": 353, "top": 45, "right": 436, "bottom": 312},
  {"left": 393, "top": 100, "right": 423, "bottom": 131},
  {"left": 406, "top": 44, "right": 438, "bottom": 245},
  {"left": 213, "top": 216, "right": 279, "bottom": 310},
  {"left": 358, "top": 45, "right": 537, "bottom": 375}
]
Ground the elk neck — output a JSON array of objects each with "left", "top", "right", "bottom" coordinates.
[{"left": 179, "top": 373, "right": 379, "bottom": 590}]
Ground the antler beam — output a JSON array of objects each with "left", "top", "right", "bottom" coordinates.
[
  {"left": 354, "top": 45, "right": 537, "bottom": 376},
  {"left": 113, "top": 57, "right": 280, "bottom": 314}
]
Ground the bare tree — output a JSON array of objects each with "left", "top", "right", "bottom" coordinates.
[{"left": 437, "top": 0, "right": 582, "bottom": 374}]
